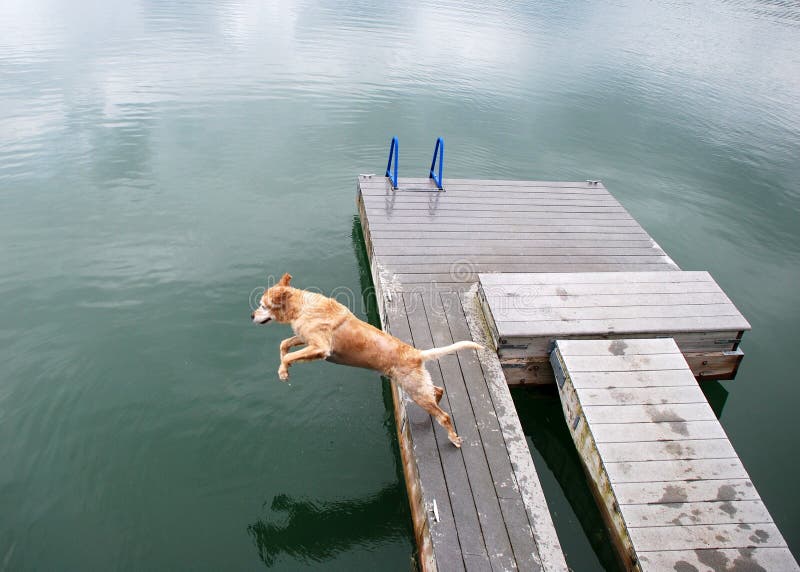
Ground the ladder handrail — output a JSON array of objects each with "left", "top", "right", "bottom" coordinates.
[
  {"left": 386, "top": 136, "right": 398, "bottom": 189},
  {"left": 429, "top": 137, "right": 444, "bottom": 190}
]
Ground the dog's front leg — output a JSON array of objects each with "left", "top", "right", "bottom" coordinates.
[
  {"left": 278, "top": 345, "right": 330, "bottom": 381},
  {"left": 279, "top": 335, "right": 304, "bottom": 359}
]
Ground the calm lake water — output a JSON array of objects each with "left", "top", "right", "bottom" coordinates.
[{"left": 2, "top": 0, "right": 799, "bottom": 569}]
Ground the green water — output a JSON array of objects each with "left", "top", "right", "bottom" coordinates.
[{"left": 2, "top": 0, "right": 799, "bottom": 569}]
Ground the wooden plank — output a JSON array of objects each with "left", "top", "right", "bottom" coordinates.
[
  {"left": 361, "top": 185, "right": 615, "bottom": 196},
  {"left": 439, "top": 293, "right": 521, "bottom": 500},
  {"left": 367, "top": 211, "right": 632, "bottom": 223},
  {"left": 423, "top": 294, "right": 517, "bottom": 571},
  {"left": 365, "top": 207, "right": 632, "bottom": 219},
  {"left": 363, "top": 190, "right": 617, "bottom": 201},
  {"left": 491, "top": 303, "right": 742, "bottom": 322},
  {"left": 638, "top": 547, "right": 799, "bottom": 572},
  {"left": 628, "top": 522, "right": 787, "bottom": 551},
  {"left": 564, "top": 353, "right": 699, "bottom": 372},
  {"left": 361, "top": 194, "right": 622, "bottom": 206},
  {"left": 572, "top": 385, "right": 708, "bottom": 406},
  {"left": 479, "top": 271, "right": 714, "bottom": 285},
  {"left": 440, "top": 293, "right": 545, "bottom": 570},
  {"left": 568, "top": 369, "right": 699, "bottom": 388},
  {"left": 495, "top": 315, "right": 751, "bottom": 336},
  {"left": 597, "top": 439, "right": 737, "bottom": 462},
  {"left": 483, "top": 281, "right": 724, "bottom": 297},
  {"left": 685, "top": 350, "right": 745, "bottom": 381},
  {"left": 501, "top": 361, "right": 556, "bottom": 386},
  {"left": 396, "top": 282, "right": 475, "bottom": 294},
  {"left": 380, "top": 254, "right": 679, "bottom": 266},
  {"left": 613, "top": 479, "right": 759, "bottom": 504},
  {"left": 403, "top": 292, "right": 489, "bottom": 562},
  {"left": 621, "top": 499, "right": 773, "bottom": 527},
  {"left": 363, "top": 200, "right": 625, "bottom": 212},
  {"left": 394, "top": 268, "right": 682, "bottom": 284},
  {"left": 368, "top": 208, "right": 632, "bottom": 220},
  {"left": 489, "top": 292, "right": 733, "bottom": 311},
  {"left": 582, "top": 402, "right": 717, "bottom": 424},
  {"left": 370, "top": 224, "right": 644, "bottom": 236},
  {"left": 497, "top": 496, "right": 544, "bottom": 572},
  {"left": 496, "top": 332, "right": 742, "bottom": 358},
  {"left": 460, "top": 290, "right": 567, "bottom": 571},
  {"left": 605, "top": 458, "right": 749, "bottom": 483},
  {"left": 373, "top": 242, "right": 659, "bottom": 254},
  {"left": 378, "top": 249, "right": 663, "bottom": 260},
  {"left": 373, "top": 236, "right": 656, "bottom": 247},
  {"left": 555, "top": 338, "right": 682, "bottom": 355},
  {"left": 462, "top": 554, "right": 492, "bottom": 571},
  {"left": 384, "top": 259, "right": 676, "bottom": 274},
  {"left": 371, "top": 221, "right": 640, "bottom": 234},
  {"left": 591, "top": 421, "right": 727, "bottom": 443},
  {"left": 384, "top": 299, "right": 465, "bottom": 571}
]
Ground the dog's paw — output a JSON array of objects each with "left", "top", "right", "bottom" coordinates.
[
  {"left": 449, "top": 435, "right": 463, "bottom": 448},
  {"left": 278, "top": 367, "right": 289, "bottom": 381}
]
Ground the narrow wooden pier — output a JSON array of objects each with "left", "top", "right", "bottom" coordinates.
[
  {"left": 551, "top": 338, "right": 798, "bottom": 571},
  {"left": 358, "top": 176, "right": 568, "bottom": 571},
  {"left": 356, "top": 175, "right": 795, "bottom": 570}
]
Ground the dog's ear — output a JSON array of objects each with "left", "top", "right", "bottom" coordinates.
[
  {"left": 278, "top": 273, "right": 292, "bottom": 286},
  {"left": 273, "top": 288, "right": 290, "bottom": 306}
]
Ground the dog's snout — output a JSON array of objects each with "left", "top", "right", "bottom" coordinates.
[{"left": 250, "top": 312, "right": 254, "bottom": 320}]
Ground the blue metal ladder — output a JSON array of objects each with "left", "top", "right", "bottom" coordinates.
[{"left": 385, "top": 137, "right": 444, "bottom": 190}]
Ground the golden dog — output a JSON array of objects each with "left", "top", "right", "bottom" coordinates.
[{"left": 251, "top": 274, "right": 481, "bottom": 447}]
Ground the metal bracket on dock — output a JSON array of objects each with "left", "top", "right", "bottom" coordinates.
[
  {"left": 429, "top": 499, "right": 440, "bottom": 523},
  {"left": 386, "top": 136, "right": 398, "bottom": 189},
  {"left": 429, "top": 137, "right": 444, "bottom": 190}
]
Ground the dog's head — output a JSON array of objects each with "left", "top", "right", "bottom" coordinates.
[{"left": 251, "top": 273, "right": 294, "bottom": 325}]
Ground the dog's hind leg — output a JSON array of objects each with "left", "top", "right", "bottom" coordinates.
[
  {"left": 397, "top": 368, "right": 461, "bottom": 447},
  {"left": 278, "top": 345, "right": 330, "bottom": 381}
]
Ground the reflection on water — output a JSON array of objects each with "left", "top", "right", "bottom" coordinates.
[{"left": 249, "top": 485, "right": 411, "bottom": 568}]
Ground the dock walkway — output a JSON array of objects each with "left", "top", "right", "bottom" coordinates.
[
  {"left": 550, "top": 338, "right": 798, "bottom": 571},
  {"left": 358, "top": 176, "right": 571, "bottom": 570},
  {"left": 356, "top": 175, "right": 793, "bottom": 570}
]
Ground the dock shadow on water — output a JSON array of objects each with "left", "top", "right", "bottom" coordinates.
[
  {"left": 248, "top": 484, "right": 411, "bottom": 568},
  {"left": 511, "top": 386, "right": 623, "bottom": 572}
]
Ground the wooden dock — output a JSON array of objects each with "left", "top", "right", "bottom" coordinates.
[
  {"left": 479, "top": 271, "right": 749, "bottom": 385},
  {"left": 356, "top": 174, "right": 794, "bottom": 570},
  {"left": 551, "top": 338, "right": 799, "bottom": 571},
  {"left": 358, "top": 176, "right": 573, "bottom": 571}
]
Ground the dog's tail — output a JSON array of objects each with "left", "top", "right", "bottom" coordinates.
[{"left": 420, "top": 341, "right": 483, "bottom": 361}]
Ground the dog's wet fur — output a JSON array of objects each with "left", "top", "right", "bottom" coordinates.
[{"left": 251, "top": 273, "right": 482, "bottom": 447}]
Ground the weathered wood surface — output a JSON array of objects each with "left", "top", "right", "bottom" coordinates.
[
  {"left": 357, "top": 176, "right": 766, "bottom": 569},
  {"left": 551, "top": 338, "right": 798, "bottom": 572},
  {"left": 358, "top": 176, "right": 678, "bottom": 290},
  {"left": 358, "top": 177, "right": 570, "bottom": 571},
  {"left": 382, "top": 290, "right": 567, "bottom": 572},
  {"left": 479, "top": 271, "right": 749, "bottom": 382}
]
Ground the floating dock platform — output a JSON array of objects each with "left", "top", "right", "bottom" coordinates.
[
  {"left": 551, "top": 338, "right": 798, "bottom": 571},
  {"left": 479, "top": 271, "right": 749, "bottom": 385},
  {"left": 356, "top": 175, "right": 796, "bottom": 571}
]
